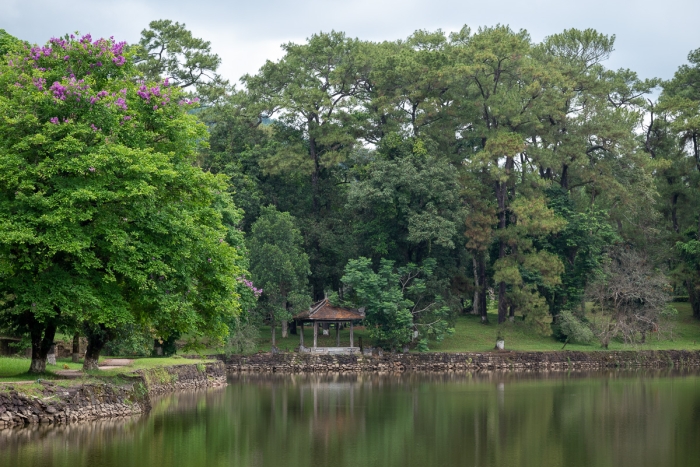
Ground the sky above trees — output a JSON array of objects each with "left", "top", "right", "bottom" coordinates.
[{"left": 1, "top": 0, "right": 697, "bottom": 86}]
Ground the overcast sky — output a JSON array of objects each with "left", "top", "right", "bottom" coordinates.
[{"left": 2, "top": 0, "right": 698, "bottom": 85}]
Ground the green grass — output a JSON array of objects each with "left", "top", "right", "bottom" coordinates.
[
  {"left": 231, "top": 303, "right": 700, "bottom": 354},
  {"left": 430, "top": 303, "right": 700, "bottom": 352},
  {"left": 0, "top": 357, "right": 83, "bottom": 382},
  {"left": 0, "top": 355, "right": 214, "bottom": 382},
  {"left": 88, "top": 357, "right": 215, "bottom": 376}
]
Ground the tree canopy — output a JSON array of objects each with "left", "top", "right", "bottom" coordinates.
[
  {"left": 2, "top": 20, "right": 699, "bottom": 357},
  {"left": 0, "top": 33, "right": 247, "bottom": 371}
]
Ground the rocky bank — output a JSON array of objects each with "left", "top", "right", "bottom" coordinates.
[
  {"left": 223, "top": 350, "right": 700, "bottom": 373},
  {"left": 0, "top": 362, "right": 226, "bottom": 429}
]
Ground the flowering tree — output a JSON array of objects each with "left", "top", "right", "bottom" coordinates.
[{"left": 0, "top": 34, "right": 247, "bottom": 372}]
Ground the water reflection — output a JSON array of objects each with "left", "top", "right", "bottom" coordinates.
[{"left": 1, "top": 370, "right": 699, "bottom": 467}]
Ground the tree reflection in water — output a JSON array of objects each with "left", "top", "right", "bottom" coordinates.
[{"left": 1, "top": 370, "right": 700, "bottom": 467}]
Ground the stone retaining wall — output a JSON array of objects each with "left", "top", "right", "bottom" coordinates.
[
  {"left": 139, "top": 361, "right": 227, "bottom": 396},
  {"left": 0, "top": 362, "right": 225, "bottom": 429},
  {"left": 223, "top": 350, "right": 700, "bottom": 373}
]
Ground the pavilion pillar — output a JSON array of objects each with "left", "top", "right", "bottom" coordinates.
[
  {"left": 335, "top": 322, "right": 340, "bottom": 347},
  {"left": 313, "top": 321, "right": 318, "bottom": 348},
  {"left": 300, "top": 322, "right": 304, "bottom": 347},
  {"left": 350, "top": 322, "right": 354, "bottom": 348}
]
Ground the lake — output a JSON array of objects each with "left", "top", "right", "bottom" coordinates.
[{"left": 1, "top": 370, "right": 699, "bottom": 467}]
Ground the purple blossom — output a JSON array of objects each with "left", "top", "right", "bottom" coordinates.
[
  {"left": 88, "top": 167, "right": 96, "bottom": 172},
  {"left": 49, "top": 81, "right": 67, "bottom": 100},
  {"left": 123, "top": 115, "right": 132, "bottom": 121},
  {"left": 32, "top": 77, "right": 46, "bottom": 91},
  {"left": 90, "top": 124, "right": 100, "bottom": 132},
  {"left": 49, "top": 117, "right": 59, "bottom": 124},
  {"left": 114, "top": 97, "right": 127, "bottom": 110},
  {"left": 237, "top": 277, "right": 263, "bottom": 298}
]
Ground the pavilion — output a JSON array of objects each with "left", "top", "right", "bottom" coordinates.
[{"left": 293, "top": 298, "right": 365, "bottom": 354}]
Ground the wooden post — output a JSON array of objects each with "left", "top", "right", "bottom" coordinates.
[
  {"left": 300, "top": 322, "right": 304, "bottom": 347},
  {"left": 335, "top": 322, "right": 340, "bottom": 347},
  {"left": 313, "top": 321, "right": 318, "bottom": 348},
  {"left": 350, "top": 322, "right": 354, "bottom": 348}
]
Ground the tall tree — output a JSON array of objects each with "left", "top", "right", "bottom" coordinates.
[
  {"left": 247, "top": 206, "right": 311, "bottom": 345},
  {"left": 136, "top": 19, "right": 228, "bottom": 103},
  {"left": 0, "top": 34, "right": 247, "bottom": 372},
  {"left": 242, "top": 31, "right": 365, "bottom": 297}
]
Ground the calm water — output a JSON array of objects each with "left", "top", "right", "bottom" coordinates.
[{"left": 1, "top": 371, "right": 699, "bottom": 467}]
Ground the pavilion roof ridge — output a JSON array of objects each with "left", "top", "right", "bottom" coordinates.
[{"left": 294, "top": 298, "right": 365, "bottom": 322}]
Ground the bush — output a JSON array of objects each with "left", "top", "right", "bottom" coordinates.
[
  {"left": 103, "top": 325, "right": 153, "bottom": 357},
  {"left": 557, "top": 310, "right": 594, "bottom": 346}
]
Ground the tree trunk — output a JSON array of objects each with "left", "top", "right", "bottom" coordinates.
[
  {"left": 477, "top": 254, "right": 489, "bottom": 324},
  {"left": 83, "top": 342, "right": 103, "bottom": 371},
  {"left": 687, "top": 279, "right": 700, "bottom": 320},
  {"left": 83, "top": 325, "right": 111, "bottom": 371},
  {"left": 47, "top": 344, "right": 56, "bottom": 366},
  {"left": 29, "top": 322, "right": 57, "bottom": 374},
  {"left": 560, "top": 163, "right": 569, "bottom": 190},
  {"left": 497, "top": 281, "right": 508, "bottom": 324},
  {"left": 309, "top": 129, "right": 320, "bottom": 214},
  {"left": 72, "top": 332, "right": 81, "bottom": 363},
  {"left": 495, "top": 157, "right": 513, "bottom": 324},
  {"left": 671, "top": 192, "right": 679, "bottom": 233},
  {"left": 281, "top": 320, "right": 288, "bottom": 339},
  {"left": 83, "top": 326, "right": 109, "bottom": 371},
  {"left": 271, "top": 324, "right": 276, "bottom": 347},
  {"left": 472, "top": 257, "right": 480, "bottom": 316}
]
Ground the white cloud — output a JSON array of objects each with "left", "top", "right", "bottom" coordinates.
[{"left": 2, "top": 0, "right": 698, "bottom": 83}]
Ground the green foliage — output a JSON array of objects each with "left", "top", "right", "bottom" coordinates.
[
  {"left": 0, "top": 33, "right": 248, "bottom": 362},
  {"left": 556, "top": 310, "right": 594, "bottom": 345},
  {"left": 226, "top": 313, "right": 260, "bottom": 354},
  {"left": 341, "top": 257, "right": 453, "bottom": 350},
  {"left": 540, "top": 186, "right": 620, "bottom": 316},
  {"left": 0, "top": 29, "right": 24, "bottom": 56},
  {"left": 247, "top": 206, "right": 311, "bottom": 330},
  {"left": 136, "top": 19, "right": 227, "bottom": 103},
  {"left": 102, "top": 324, "right": 153, "bottom": 357}
]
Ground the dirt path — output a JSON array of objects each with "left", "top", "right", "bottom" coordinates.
[{"left": 98, "top": 359, "right": 134, "bottom": 370}]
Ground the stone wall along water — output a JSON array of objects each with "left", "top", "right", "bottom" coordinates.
[
  {"left": 223, "top": 350, "right": 700, "bottom": 373},
  {"left": 0, "top": 362, "right": 226, "bottom": 429}
]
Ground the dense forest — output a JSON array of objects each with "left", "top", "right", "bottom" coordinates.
[{"left": 1, "top": 21, "right": 699, "bottom": 368}]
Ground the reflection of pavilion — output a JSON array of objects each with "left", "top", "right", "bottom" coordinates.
[{"left": 293, "top": 299, "right": 365, "bottom": 354}]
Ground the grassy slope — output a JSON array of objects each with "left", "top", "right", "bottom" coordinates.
[
  {"left": 232, "top": 303, "right": 700, "bottom": 354},
  {"left": 431, "top": 302, "right": 700, "bottom": 352},
  {"left": 0, "top": 356, "right": 214, "bottom": 382}
]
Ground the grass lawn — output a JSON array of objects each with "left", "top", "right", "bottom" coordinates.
[
  {"left": 89, "top": 357, "right": 215, "bottom": 376},
  {"left": 0, "top": 357, "right": 83, "bottom": 382},
  {"left": 0, "top": 355, "right": 214, "bottom": 382},
  {"left": 431, "top": 302, "right": 700, "bottom": 352},
  {"left": 228, "top": 302, "right": 700, "bottom": 354}
]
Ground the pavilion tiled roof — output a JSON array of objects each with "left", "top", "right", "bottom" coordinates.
[{"left": 293, "top": 298, "right": 365, "bottom": 321}]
